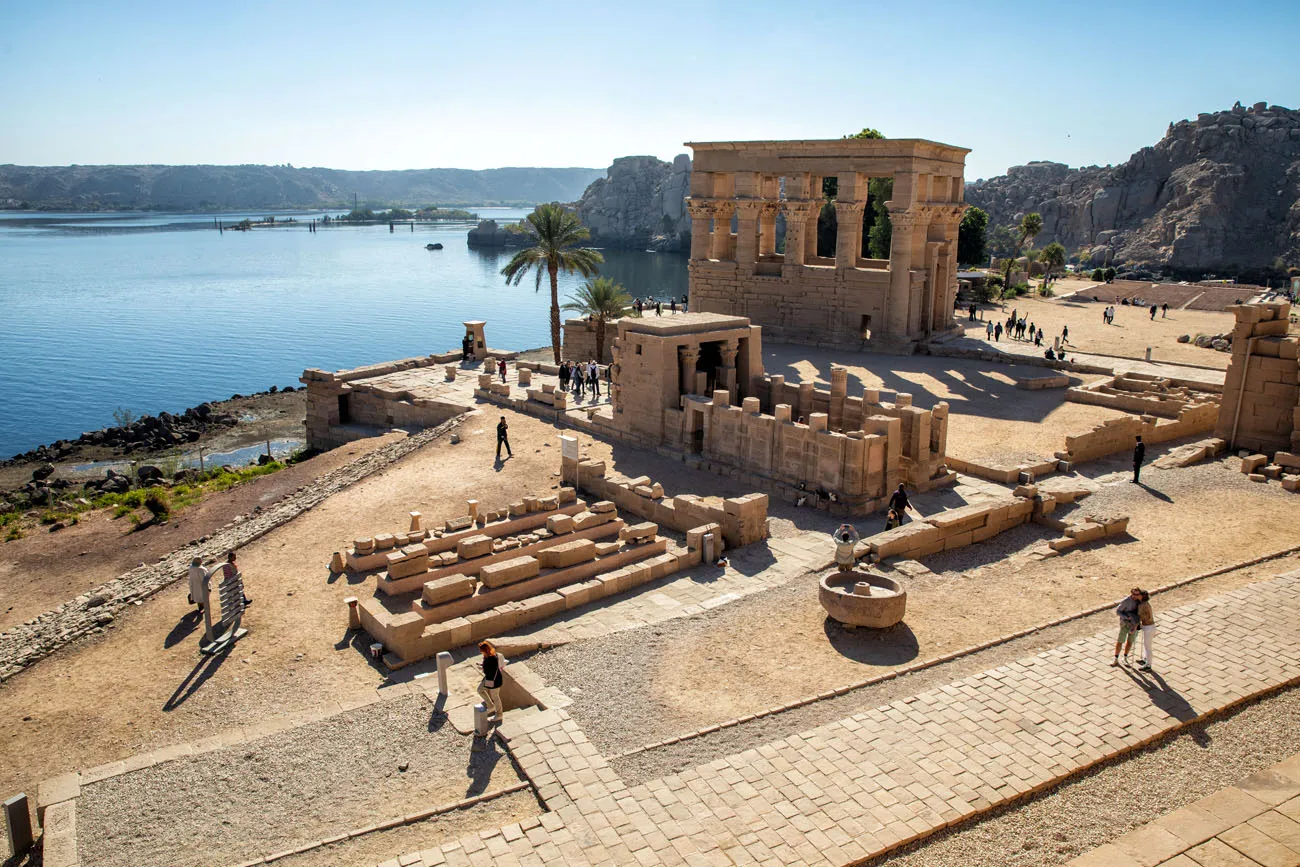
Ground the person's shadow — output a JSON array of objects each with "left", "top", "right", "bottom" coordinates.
[
  {"left": 1135, "top": 481, "right": 1174, "bottom": 503},
  {"left": 465, "top": 734, "right": 504, "bottom": 797},
  {"left": 1122, "top": 666, "right": 1209, "bottom": 746},
  {"left": 162, "top": 645, "right": 233, "bottom": 711},
  {"left": 164, "top": 610, "right": 202, "bottom": 648}
]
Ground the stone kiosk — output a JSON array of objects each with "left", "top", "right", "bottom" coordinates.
[{"left": 684, "top": 138, "right": 969, "bottom": 347}]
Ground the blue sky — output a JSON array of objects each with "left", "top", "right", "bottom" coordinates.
[{"left": 1, "top": 0, "right": 1296, "bottom": 180}]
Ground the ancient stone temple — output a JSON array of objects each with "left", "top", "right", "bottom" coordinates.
[{"left": 684, "top": 138, "right": 969, "bottom": 347}]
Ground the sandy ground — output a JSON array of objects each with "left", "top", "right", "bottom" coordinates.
[
  {"left": 960, "top": 287, "right": 1247, "bottom": 369},
  {"left": 0, "top": 432, "right": 403, "bottom": 633},
  {"left": 763, "top": 343, "right": 1127, "bottom": 465},
  {"left": 529, "top": 452, "right": 1300, "bottom": 753},
  {"left": 0, "top": 407, "right": 575, "bottom": 803}
]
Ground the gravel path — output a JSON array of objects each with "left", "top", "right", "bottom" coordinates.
[
  {"left": 76, "top": 695, "right": 529, "bottom": 867},
  {"left": 870, "top": 685, "right": 1300, "bottom": 867}
]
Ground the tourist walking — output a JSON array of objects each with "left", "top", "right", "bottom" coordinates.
[
  {"left": 498, "top": 358, "right": 507, "bottom": 384},
  {"left": 670, "top": 298, "right": 677, "bottom": 313},
  {"left": 219, "top": 550, "right": 252, "bottom": 607},
  {"left": 1111, "top": 587, "right": 1143, "bottom": 666},
  {"left": 1136, "top": 591, "right": 1156, "bottom": 671},
  {"left": 477, "top": 641, "right": 505, "bottom": 722},
  {"left": 1161, "top": 303, "right": 1168, "bottom": 318},
  {"left": 994, "top": 322, "right": 1002, "bottom": 341},
  {"left": 1132, "top": 435, "right": 1146, "bottom": 483},
  {"left": 495, "top": 415, "right": 512, "bottom": 461},
  {"left": 558, "top": 361, "right": 570, "bottom": 391},
  {"left": 986, "top": 321, "right": 994, "bottom": 340},
  {"left": 572, "top": 364, "right": 585, "bottom": 397},
  {"left": 887, "top": 483, "right": 911, "bottom": 524},
  {"left": 588, "top": 360, "right": 599, "bottom": 396},
  {"left": 1149, "top": 304, "right": 1158, "bottom": 321},
  {"left": 187, "top": 556, "right": 211, "bottom": 613},
  {"left": 1062, "top": 324, "right": 1069, "bottom": 344}
]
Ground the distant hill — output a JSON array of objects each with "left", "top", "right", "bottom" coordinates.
[
  {"left": 965, "top": 101, "right": 1300, "bottom": 280},
  {"left": 0, "top": 164, "right": 606, "bottom": 211}
]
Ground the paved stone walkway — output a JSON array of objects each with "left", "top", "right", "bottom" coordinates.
[
  {"left": 378, "top": 570, "right": 1300, "bottom": 867},
  {"left": 1067, "top": 753, "right": 1300, "bottom": 867}
]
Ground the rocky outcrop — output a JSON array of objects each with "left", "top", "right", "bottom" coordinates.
[
  {"left": 966, "top": 102, "right": 1300, "bottom": 278},
  {"left": 466, "top": 219, "right": 530, "bottom": 248},
  {"left": 576, "top": 155, "right": 691, "bottom": 251}
]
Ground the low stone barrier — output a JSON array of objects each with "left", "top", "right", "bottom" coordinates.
[{"left": 1055, "top": 402, "right": 1219, "bottom": 464}]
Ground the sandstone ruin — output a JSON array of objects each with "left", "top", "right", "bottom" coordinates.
[{"left": 684, "top": 138, "right": 968, "bottom": 347}]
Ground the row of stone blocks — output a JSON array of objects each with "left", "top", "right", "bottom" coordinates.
[
  {"left": 1057, "top": 402, "right": 1219, "bottom": 465},
  {"left": 346, "top": 492, "right": 582, "bottom": 588},
  {"left": 378, "top": 500, "right": 605, "bottom": 596},
  {"left": 364, "top": 520, "right": 724, "bottom": 667},
  {"left": 859, "top": 494, "right": 1039, "bottom": 560}
]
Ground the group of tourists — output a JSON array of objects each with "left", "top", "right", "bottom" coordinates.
[
  {"left": 632, "top": 295, "right": 689, "bottom": 317},
  {"left": 558, "top": 359, "right": 606, "bottom": 399},
  {"left": 985, "top": 307, "right": 1046, "bottom": 348}
]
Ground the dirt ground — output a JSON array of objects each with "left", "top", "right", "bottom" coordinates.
[
  {"left": 960, "top": 285, "right": 1251, "bottom": 369},
  {"left": 764, "top": 343, "right": 1128, "bottom": 466},
  {"left": 0, "top": 432, "right": 403, "bottom": 633},
  {"left": 530, "top": 451, "right": 1300, "bottom": 745},
  {"left": 0, "top": 407, "right": 578, "bottom": 803}
]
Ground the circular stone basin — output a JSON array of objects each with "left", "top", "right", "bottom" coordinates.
[{"left": 818, "top": 570, "right": 907, "bottom": 628}]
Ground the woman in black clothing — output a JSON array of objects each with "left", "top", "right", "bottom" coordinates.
[{"left": 478, "top": 641, "right": 504, "bottom": 722}]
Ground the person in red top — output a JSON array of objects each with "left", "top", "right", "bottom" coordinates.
[{"left": 220, "top": 550, "right": 252, "bottom": 607}]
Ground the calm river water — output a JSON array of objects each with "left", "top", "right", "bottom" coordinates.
[{"left": 0, "top": 209, "right": 688, "bottom": 457}]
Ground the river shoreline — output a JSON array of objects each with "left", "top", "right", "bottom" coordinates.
[{"left": 0, "top": 388, "right": 307, "bottom": 495}]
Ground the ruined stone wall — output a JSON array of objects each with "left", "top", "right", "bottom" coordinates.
[
  {"left": 1057, "top": 402, "right": 1220, "bottom": 464},
  {"left": 689, "top": 261, "right": 895, "bottom": 346},
  {"left": 562, "top": 319, "right": 620, "bottom": 364},
  {"left": 752, "top": 372, "right": 949, "bottom": 487},
  {"left": 1214, "top": 301, "right": 1299, "bottom": 454}
]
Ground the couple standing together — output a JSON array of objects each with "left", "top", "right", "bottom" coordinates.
[{"left": 1112, "top": 587, "right": 1156, "bottom": 671}]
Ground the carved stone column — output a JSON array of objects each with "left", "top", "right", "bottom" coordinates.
[
  {"left": 710, "top": 201, "right": 735, "bottom": 261},
  {"left": 686, "top": 199, "right": 713, "bottom": 260},
  {"left": 804, "top": 204, "right": 820, "bottom": 261},
  {"left": 782, "top": 201, "right": 816, "bottom": 268},
  {"left": 734, "top": 201, "right": 763, "bottom": 276},
  {"left": 886, "top": 208, "right": 921, "bottom": 337},
  {"left": 678, "top": 345, "right": 700, "bottom": 397},
  {"left": 758, "top": 203, "right": 779, "bottom": 257},
  {"left": 720, "top": 341, "right": 739, "bottom": 404},
  {"left": 834, "top": 201, "right": 866, "bottom": 269}
]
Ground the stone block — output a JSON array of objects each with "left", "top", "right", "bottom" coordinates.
[
  {"left": 572, "top": 510, "right": 613, "bottom": 531},
  {"left": 591, "top": 500, "right": 617, "bottom": 514},
  {"left": 1282, "top": 477, "right": 1300, "bottom": 492},
  {"left": 634, "top": 485, "right": 656, "bottom": 498},
  {"left": 422, "top": 575, "right": 477, "bottom": 606},
  {"left": 1064, "top": 521, "right": 1106, "bottom": 543},
  {"left": 687, "top": 522, "right": 722, "bottom": 552},
  {"left": 1048, "top": 537, "right": 1078, "bottom": 552},
  {"left": 538, "top": 495, "right": 559, "bottom": 511},
  {"left": 620, "top": 521, "right": 658, "bottom": 542},
  {"left": 557, "top": 487, "right": 578, "bottom": 505},
  {"left": 546, "top": 514, "right": 575, "bottom": 535},
  {"left": 1248, "top": 473, "right": 1268, "bottom": 482},
  {"left": 1103, "top": 516, "right": 1130, "bottom": 536},
  {"left": 1274, "top": 451, "right": 1300, "bottom": 470},
  {"left": 594, "top": 541, "right": 621, "bottom": 556},
  {"left": 445, "top": 515, "right": 474, "bottom": 533},
  {"left": 374, "top": 533, "right": 396, "bottom": 551},
  {"left": 538, "top": 539, "right": 597, "bottom": 568},
  {"left": 522, "top": 495, "right": 540, "bottom": 513},
  {"left": 457, "top": 534, "right": 494, "bottom": 560},
  {"left": 387, "top": 552, "right": 430, "bottom": 579},
  {"left": 514, "top": 592, "right": 566, "bottom": 624},
  {"left": 354, "top": 538, "right": 374, "bottom": 554},
  {"left": 479, "top": 555, "right": 541, "bottom": 588},
  {"left": 508, "top": 501, "right": 526, "bottom": 517}
]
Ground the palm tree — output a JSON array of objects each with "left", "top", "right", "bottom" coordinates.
[
  {"left": 1039, "top": 241, "right": 1067, "bottom": 286},
  {"left": 500, "top": 203, "right": 604, "bottom": 364},
  {"left": 1001, "top": 212, "right": 1043, "bottom": 301},
  {"left": 562, "top": 277, "right": 632, "bottom": 364}
]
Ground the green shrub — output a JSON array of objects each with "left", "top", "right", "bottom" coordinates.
[
  {"left": 112, "top": 504, "right": 132, "bottom": 519},
  {"left": 143, "top": 490, "right": 170, "bottom": 522},
  {"left": 1038, "top": 285, "right": 1055, "bottom": 297},
  {"left": 1090, "top": 268, "right": 1104, "bottom": 281},
  {"left": 1103, "top": 267, "right": 1116, "bottom": 282},
  {"left": 5, "top": 525, "right": 22, "bottom": 542}
]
